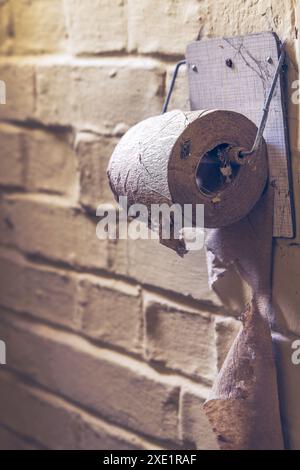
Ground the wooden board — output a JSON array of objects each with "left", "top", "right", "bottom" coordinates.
[{"left": 186, "top": 32, "right": 294, "bottom": 238}]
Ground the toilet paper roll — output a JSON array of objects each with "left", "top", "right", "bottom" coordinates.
[
  {"left": 108, "top": 109, "right": 268, "bottom": 252},
  {"left": 107, "top": 109, "right": 283, "bottom": 449}
]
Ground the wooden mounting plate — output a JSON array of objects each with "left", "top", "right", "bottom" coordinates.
[{"left": 186, "top": 32, "right": 294, "bottom": 238}]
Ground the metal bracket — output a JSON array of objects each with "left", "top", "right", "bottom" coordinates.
[
  {"left": 162, "top": 60, "right": 186, "bottom": 114},
  {"left": 164, "top": 45, "right": 286, "bottom": 161},
  {"left": 239, "top": 43, "right": 286, "bottom": 158},
  {"left": 185, "top": 32, "right": 294, "bottom": 238}
]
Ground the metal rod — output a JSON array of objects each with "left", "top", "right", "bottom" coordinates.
[
  {"left": 162, "top": 60, "right": 187, "bottom": 114},
  {"left": 239, "top": 43, "right": 286, "bottom": 158}
]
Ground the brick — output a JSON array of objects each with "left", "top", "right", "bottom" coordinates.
[
  {"left": 128, "top": 1, "right": 295, "bottom": 56},
  {"left": 201, "top": 0, "right": 296, "bottom": 39},
  {"left": 76, "top": 410, "right": 163, "bottom": 451},
  {"left": 0, "top": 369, "right": 81, "bottom": 450},
  {"left": 111, "top": 235, "right": 222, "bottom": 306},
  {"left": 179, "top": 387, "right": 219, "bottom": 450},
  {"left": 34, "top": 59, "right": 71, "bottom": 128},
  {"left": 128, "top": 0, "right": 205, "bottom": 56},
  {"left": 128, "top": 0, "right": 295, "bottom": 56},
  {"left": 78, "top": 275, "right": 142, "bottom": 354},
  {"left": 214, "top": 316, "right": 241, "bottom": 370},
  {"left": 273, "top": 244, "right": 300, "bottom": 336},
  {"left": 64, "top": 0, "right": 127, "bottom": 55},
  {"left": 35, "top": 58, "right": 165, "bottom": 132},
  {"left": 0, "top": 195, "right": 109, "bottom": 271},
  {"left": 10, "top": 0, "right": 67, "bottom": 54},
  {"left": 272, "top": 332, "right": 300, "bottom": 450},
  {"left": 0, "top": 250, "right": 78, "bottom": 329},
  {"left": 0, "top": 370, "right": 161, "bottom": 450},
  {"left": 0, "top": 249, "right": 142, "bottom": 353},
  {"left": 75, "top": 132, "right": 118, "bottom": 209},
  {"left": 0, "top": 123, "right": 78, "bottom": 196},
  {"left": 0, "top": 0, "right": 13, "bottom": 54},
  {"left": 0, "top": 425, "right": 40, "bottom": 450},
  {"left": 0, "top": 124, "right": 24, "bottom": 188},
  {"left": 0, "top": 372, "right": 78, "bottom": 449},
  {"left": 0, "top": 313, "right": 180, "bottom": 442},
  {"left": 288, "top": 110, "right": 300, "bottom": 159},
  {"left": 0, "top": 57, "right": 35, "bottom": 121},
  {"left": 288, "top": 159, "right": 300, "bottom": 246},
  {"left": 144, "top": 295, "right": 218, "bottom": 383},
  {"left": 24, "top": 127, "right": 78, "bottom": 197}
]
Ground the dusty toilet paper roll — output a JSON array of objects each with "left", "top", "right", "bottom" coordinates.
[
  {"left": 108, "top": 109, "right": 268, "bottom": 254},
  {"left": 107, "top": 109, "right": 283, "bottom": 449}
]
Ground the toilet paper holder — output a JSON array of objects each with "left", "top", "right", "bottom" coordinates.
[{"left": 163, "top": 32, "right": 295, "bottom": 239}]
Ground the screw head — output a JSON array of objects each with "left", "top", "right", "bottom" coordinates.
[
  {"left": 191, "top": 64, "right": 198, "bottom": 72},
  {"left": 225, "top": 58, "right": 233, "bottom": 68}
]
